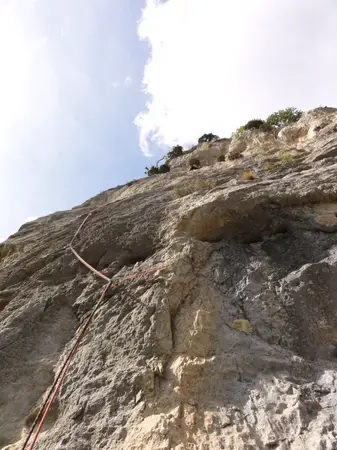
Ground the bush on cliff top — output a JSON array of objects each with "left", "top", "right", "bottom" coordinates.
[
  {"left": 198, "top": 133, "right": 219, "bottom": 144},
  {"left": 266, "top": 107, "right": 303, "bottom": 127},
  {"left": 234, "top": 107, "right": 303, "bottom": 137}
]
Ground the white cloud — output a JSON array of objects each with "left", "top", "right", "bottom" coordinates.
[
  {"left": 124, "top": 76, "right": 132, "bottom": 86},
  {"left": 135, "top": 0, "right": 337, "bottom": 155},
  {"left": 110, "top": 77, "right": 132, "bottom": 89},
  {"left": 0, "top": 0, "right": 104, "bottom": 240}
]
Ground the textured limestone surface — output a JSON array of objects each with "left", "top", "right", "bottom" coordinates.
[{"left": 2, "top": 107, "right": 337, "bottom": 449}]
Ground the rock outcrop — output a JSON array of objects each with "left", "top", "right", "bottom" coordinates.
[{"left": 2, "top": 107, "right": 337, "bottom": 449}]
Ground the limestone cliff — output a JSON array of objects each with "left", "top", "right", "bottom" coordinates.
[{"left": 2, "top": 107, "right": 337, "bottom": 449}]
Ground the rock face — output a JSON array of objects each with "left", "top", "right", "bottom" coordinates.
[{"left": 2, "top": 107, "right": 337, "bottom": 449}]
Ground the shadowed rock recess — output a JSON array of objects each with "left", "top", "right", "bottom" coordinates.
[{"left": 2, "top": 108, "right": 337, "bottom": 449}]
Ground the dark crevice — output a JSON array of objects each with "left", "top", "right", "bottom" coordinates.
[
  {"left": 120, "top": 248, "right": 157, "bottom": 267},
  {"left": 79, "top": 242, "right": 158, "bottom": 272},
  {"left": 0, "top": 298, "right": 11, "bottom": 313}
]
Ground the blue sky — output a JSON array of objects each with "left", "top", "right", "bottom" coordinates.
[
  {"left": 1, "top": 0, "right": 337, "bottom": 241},
  {"left": 0, "top": 0, "right": 161, "bottom": 240}
]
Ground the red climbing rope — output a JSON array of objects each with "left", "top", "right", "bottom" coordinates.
[
  {"left": 22, "top": 211, "right": 165, "bottom": 450},
  {"left": 26, "top": 281, "right": 112, "bottom": 450},
  {"left": 69, "top": 246, "right": 111, "bottom": 282},
  {"left": 69, "top": 214, "right": 164, "bottom": 282},
  {"left": 70, "top": 212, "right": 92, "bottom": 246}
]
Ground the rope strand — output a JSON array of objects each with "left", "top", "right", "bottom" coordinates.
[
  {"left": 21, "top": 209, "right": 165, "bottom": 450},
  {"left": 26, "top": 282, "right": 111, "bottom": 450}
]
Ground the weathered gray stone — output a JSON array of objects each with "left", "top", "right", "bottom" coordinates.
[{"left": 3, "top": 108, "right": 337, "bottom": 449}]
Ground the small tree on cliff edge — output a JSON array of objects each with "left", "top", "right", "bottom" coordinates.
[
  {"left": 167, "top": 145, "right": 183, "bottom": 159},
  {"left": 244, "top": 119, "right": 265, "bottom": 130},
  {"left": 198, "top": 133, "right": 219, "bottom": 144},
  {"left": 266, "top": 107, "right": 303, "bottom": 127},
  {"left": 145, "top": 164, "right": 170, "bottom": 176},
  {"left": 159, "top": 163, "right": 170, "bottom": 173}
]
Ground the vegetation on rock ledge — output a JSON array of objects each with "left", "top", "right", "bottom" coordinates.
[
  {"left": 235, "top": 107, "right": 303, "bottom": 137},
  {"left": 198, "top": 133, "right": 219, "bottom": 144},
  {"left": 143, "top": 107, "right": 302, "bottom": 179},
  {"left": 167, "top": 145, "right": 183, "bottom": 159},
  {"left": 145, "top": 164, "right": 170, "bottom": 176},
  {"left": 266, "top": 107, "right": 303, "bottom": 128}
]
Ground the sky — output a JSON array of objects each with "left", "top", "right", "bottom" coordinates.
[{"left": 1, "top": 0, "right": 337, "bottom": 241}]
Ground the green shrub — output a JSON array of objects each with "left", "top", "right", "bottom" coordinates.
[
  {"left": 234, "top": 125, "right": 246, "bottom": 137},
  {"left": 145, "top": 166, "right": 159, "bottom": 176},
  {"left": 217, "top": 154, "right": 225, "bottom": 162},
  {"left": 244, "top": 119, "right": 265, "bottom": 130},
  {"left": 145, "top": 164, "right": 170, "bottom": 177},
  {"left": 167, "top": 145, "right": 183, "bottom": 159},
  {"left": 277, "top": 153, "right": 294, "bottom": 164},
  {"left": 189, "top": 158, "right": 201, "bottom": 170},
  {"left": 234, "top": 119, "right": 270, "bottom": 137},
  {"left": 198, "top": 133, "right": 219, "bottom": 144},
  {"left": 159, "top": 163, "right": 170, "bottom": 173},
  {"left": 234, "top": 108, "right": 302, "bottom": 137},
  {"left": 266, "top": 107, "right": 302, "bottom": 128}
]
